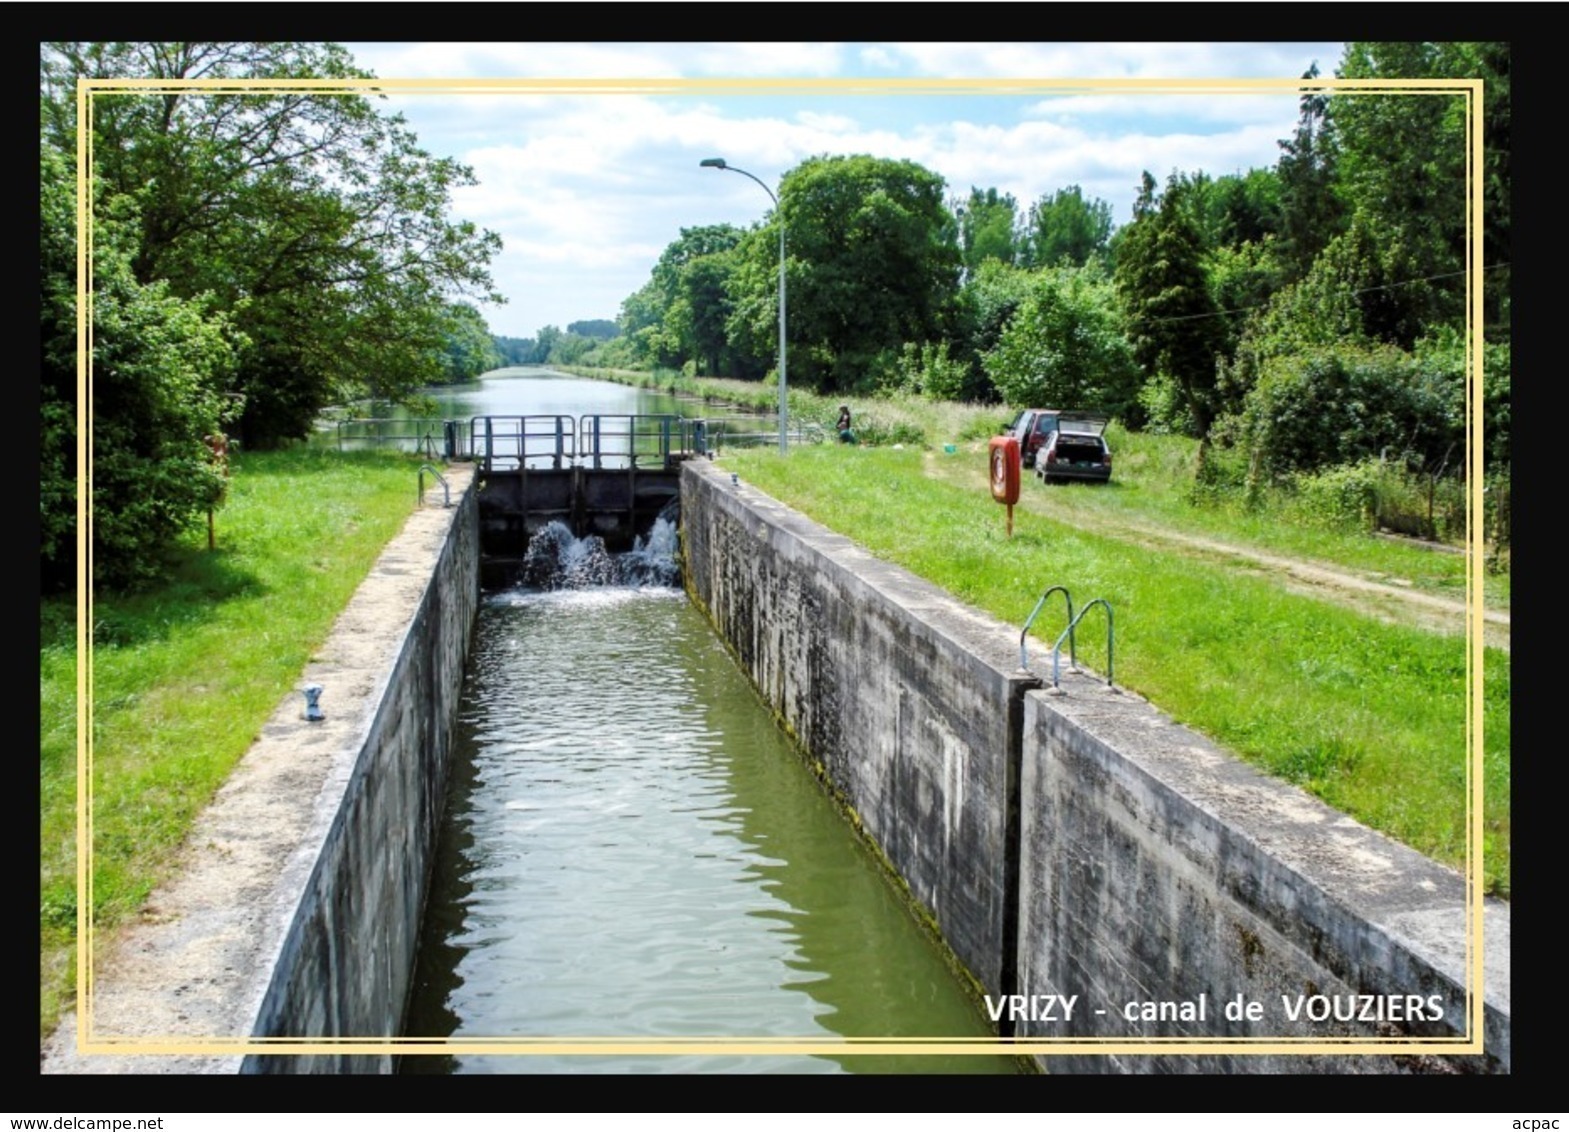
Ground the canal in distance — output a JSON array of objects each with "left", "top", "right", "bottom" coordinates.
[{"left": 398, "top": 368, "right": 1020, "bottom": 1074}]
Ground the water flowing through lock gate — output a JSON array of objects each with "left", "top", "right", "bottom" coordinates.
[{"left": 399, "top": 512, "right": 1021, "bottom": 1074}]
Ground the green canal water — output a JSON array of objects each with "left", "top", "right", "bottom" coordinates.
[{"left": 396, "top": 369, "right": 1022, "bottom": 1074}]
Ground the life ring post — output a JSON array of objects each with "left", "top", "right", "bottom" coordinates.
[{"left": 988, "top": 435, "right": 1021, "bottom": 538}]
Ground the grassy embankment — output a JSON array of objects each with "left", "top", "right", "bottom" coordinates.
[
  {"left": 39, "top": 447, "right": 429, "bottom": 1038},
  {"left": 571, "top": 365, "right": 1507, "bottom": 896}
]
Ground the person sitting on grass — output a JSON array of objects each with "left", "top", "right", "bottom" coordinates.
[{"left": 837, "top": 405, "right": 856, "bottom": 444}]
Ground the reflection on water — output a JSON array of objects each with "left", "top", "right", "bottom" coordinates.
[
  {"left": 401, "top": 579, "right": 1021, "bottom": 1075},
  {"left": 427, "top": 366, "right": 688, "bottom": 422}
]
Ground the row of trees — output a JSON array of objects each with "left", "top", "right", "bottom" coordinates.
[
  {"left": 41, "top": 42, "right": 505, "bottom": 591},
  {"left": 579, "top": 42, "right": 1507, "bottom": 515}
]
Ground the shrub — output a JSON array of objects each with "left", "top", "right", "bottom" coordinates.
[
  {"left": 1237, "top": 343, "right": 1463, "bottom": 478},
  {"left": 1285, "top": 460, "right": 1381, "bottom": 531},
  {"left": 888, "top": 340, "right": 971, "bottom": 401}
]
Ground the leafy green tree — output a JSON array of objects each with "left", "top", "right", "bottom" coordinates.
[
  {"left": 619, "top": 224, "right": 743, "bottom": 374},
  {"left": 951, "top": 259, "right": 1036, "bottom": 403},
  {"left": 735, "top": 154, "right": 961, "bottom": 393},
  {"left": 677, "top": 253, "right": 738, "bottom": 376},
  {"left": 547, "top": 333, "right": 596, "bottom": 365},
  {"left": 42, "top": 41, "right": 503, "bottom": 447},
  {"left": 1023, "top": 185, "right": 1114, "bottom": 268},
  {"left": 1329, "top": 43, "right": 1471, "bottom": 346},
  {"left": 1275, "top": 64, "right": 1345, "bottom": 283},
  {"left": 983, "top": 265, "right": 1140, "bottom": 420},
  {"left": 437, "top": 302, "right": 502, "bottom": 382},
  {"left": 530, "top": 325, "right": 563, "bottom": 364},
  {"left": 41, "top": 141, "right": 243, "bottom": 592},
  {"left": 567, "top": 319, "right": 620, "bottom": 340},
  {"left": 955, "top": 187, "right": 1020, "bottom": 275},
  {"left": 1114, "top": 173, "right": 1225, "bottom": 436},
  {"left": 492, "top": 335, "right": 536, "bottom": 367}
]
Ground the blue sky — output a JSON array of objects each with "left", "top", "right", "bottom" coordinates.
[{"left": 341, "top": 42, "right": 1348, "bottom": 341}]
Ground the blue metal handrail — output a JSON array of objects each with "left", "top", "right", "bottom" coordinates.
[
  {"left": 579, "top": 414, "right": 685, "bottom": 470},
  {"left": 1049, "top": 598, "right": 1114, "bottom": 690},
  {"left": 463, "top": 414, "right": 701, "bottom": 473},
  {"left": 1019, "top": 584, "right": 1075, "bottom": 674},
  {"left": 417, "top": 464, "right": 450, "bottom": 508}
]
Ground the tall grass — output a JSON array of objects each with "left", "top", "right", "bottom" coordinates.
[{"left": 39, "top": 446, "right": 426, "bottom": 1037}]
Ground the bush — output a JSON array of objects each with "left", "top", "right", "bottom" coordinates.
[
  {"left": 1370, "top": 465, "right": 1466, "bottom": 543},
  {"left": 1186, "top": 441, "right": 1249, "bottom": 509},
  {"left": 1138, "top": 372, "right": 1200, "bottom": 437},
  {"left": 849, "top": 414, "right": 925, "bottom": 447},
  {"left": 1237, "top": 343, "right": 1463, "bottom": 478},
  {"left": 888, "top": 340, "right": 971, "bottom": 401},
  {"left": 1285, "top": 460, "right": 1382, "bottom": 531}
]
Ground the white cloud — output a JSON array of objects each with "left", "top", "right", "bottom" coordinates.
[
  {"left": 880, "top": 41, "right": 1342, "bottom": 80},
  {"left": 334, "top": 42, "right": 1349, "bottom": 336}
]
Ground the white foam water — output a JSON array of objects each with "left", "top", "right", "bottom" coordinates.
[{"left": 518, "top": 517, "right": 680, "bottom": 591}]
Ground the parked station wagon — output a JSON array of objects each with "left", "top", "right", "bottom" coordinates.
[
  {"left": 1006, "top": 409, "right": 1110, "bottom": 475},
  {"left": 1035, "top": 426, "right": 1112, "bottom": 484}
]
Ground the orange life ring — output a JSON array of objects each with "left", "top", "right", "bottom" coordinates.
[{"left": 988, "top": 436, "right": 1020, "bottom": 505}]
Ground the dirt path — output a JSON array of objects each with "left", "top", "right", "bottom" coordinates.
[{"left": 923, "top": 451, "right": 1510, "bottom": 653}]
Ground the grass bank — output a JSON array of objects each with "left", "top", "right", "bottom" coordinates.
[
  {"left": 39, "top": 447, "right": 428, "bottom": 1038},
  {"left": 720, "top": 443, "right": 1509, "bottom": 898}
]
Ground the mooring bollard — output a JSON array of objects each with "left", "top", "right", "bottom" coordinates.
[{"left": 302, "top": 683, "right": 325, "bottom": 722}]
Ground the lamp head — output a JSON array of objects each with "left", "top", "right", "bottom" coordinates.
[{"left": 699, "top": 157, "right": 727, "bottom": 169}]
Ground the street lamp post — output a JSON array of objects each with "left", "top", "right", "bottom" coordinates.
[{"left": 700, "top": 157, "right": 787, "bottom": 455}]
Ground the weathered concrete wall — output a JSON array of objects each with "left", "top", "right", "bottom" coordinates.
[
  {"left": 41, "top": 465, "right": 478, "bottom": 1075},
  {"left": 680, "top": 457, "right": 1510, "bottom": 1073},
  {"left": 682, "top": 459, "right": 1038, "bottom": 1000},
  {"left": 1017, "top": 679, "right": 1510, "bottom": 1073},
  {"left": 244, "top": 466, "right": 480, "bottom": 1073}
]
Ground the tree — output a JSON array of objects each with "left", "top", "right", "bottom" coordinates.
[
  {"left": 42, "top": 42, "right": 503, "bottom": 447},
  {"left": 983, "top": 265, "right": 1141, "bottom": 420},
  {"left": 1275, "top": 64, "right": 1345, "bottom": 283},
  {"left": 618, "top": 224, "right": 743, "bottom": 374},
  {"left": 1023, "top": 185, "right": 1114, "bottom": 269},
  {"left": 437, "top": 302, "right": 502, "bottom": 382},
  {"left": 742, "top": 154, "right": 961, "bottom": 393},
  {"left": 1114, "top": 173, "right": 1226, "bottom": 437},
  {"left": 567, "top": 319, "right": 620, "bottom": 341},
  {"left": 955, "top": 187, "right": 1020, "bottom": 276},
  {"left": 41, "top": 139, "right": 242, "bottom": 592},
  {"left": 1328, "top": 43, "right": 1472, "bottom": 346},
  {"left": 952, "top": 259, "right": 1036, "bottom": 403}
]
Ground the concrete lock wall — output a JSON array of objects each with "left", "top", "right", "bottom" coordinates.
[
  {"left": 244, "top": 465, "right": 480, "bottom": 1073},
  {"left": 1017, "top": 681, "right": 1510, "bottom": 1073},
  {"left": 680, "top": 458, "right": 1509, "bottom": 1074},
  {"left": 681, "top": 459, "right": 1035, "bottom": 998},
  {"left": 42, "top": 465, "right": 479, "bottom": 1076}
]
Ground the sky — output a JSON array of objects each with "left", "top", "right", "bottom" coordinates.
[{"left": 339, "top": 42, "right": 1349, "bottom": 342}]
